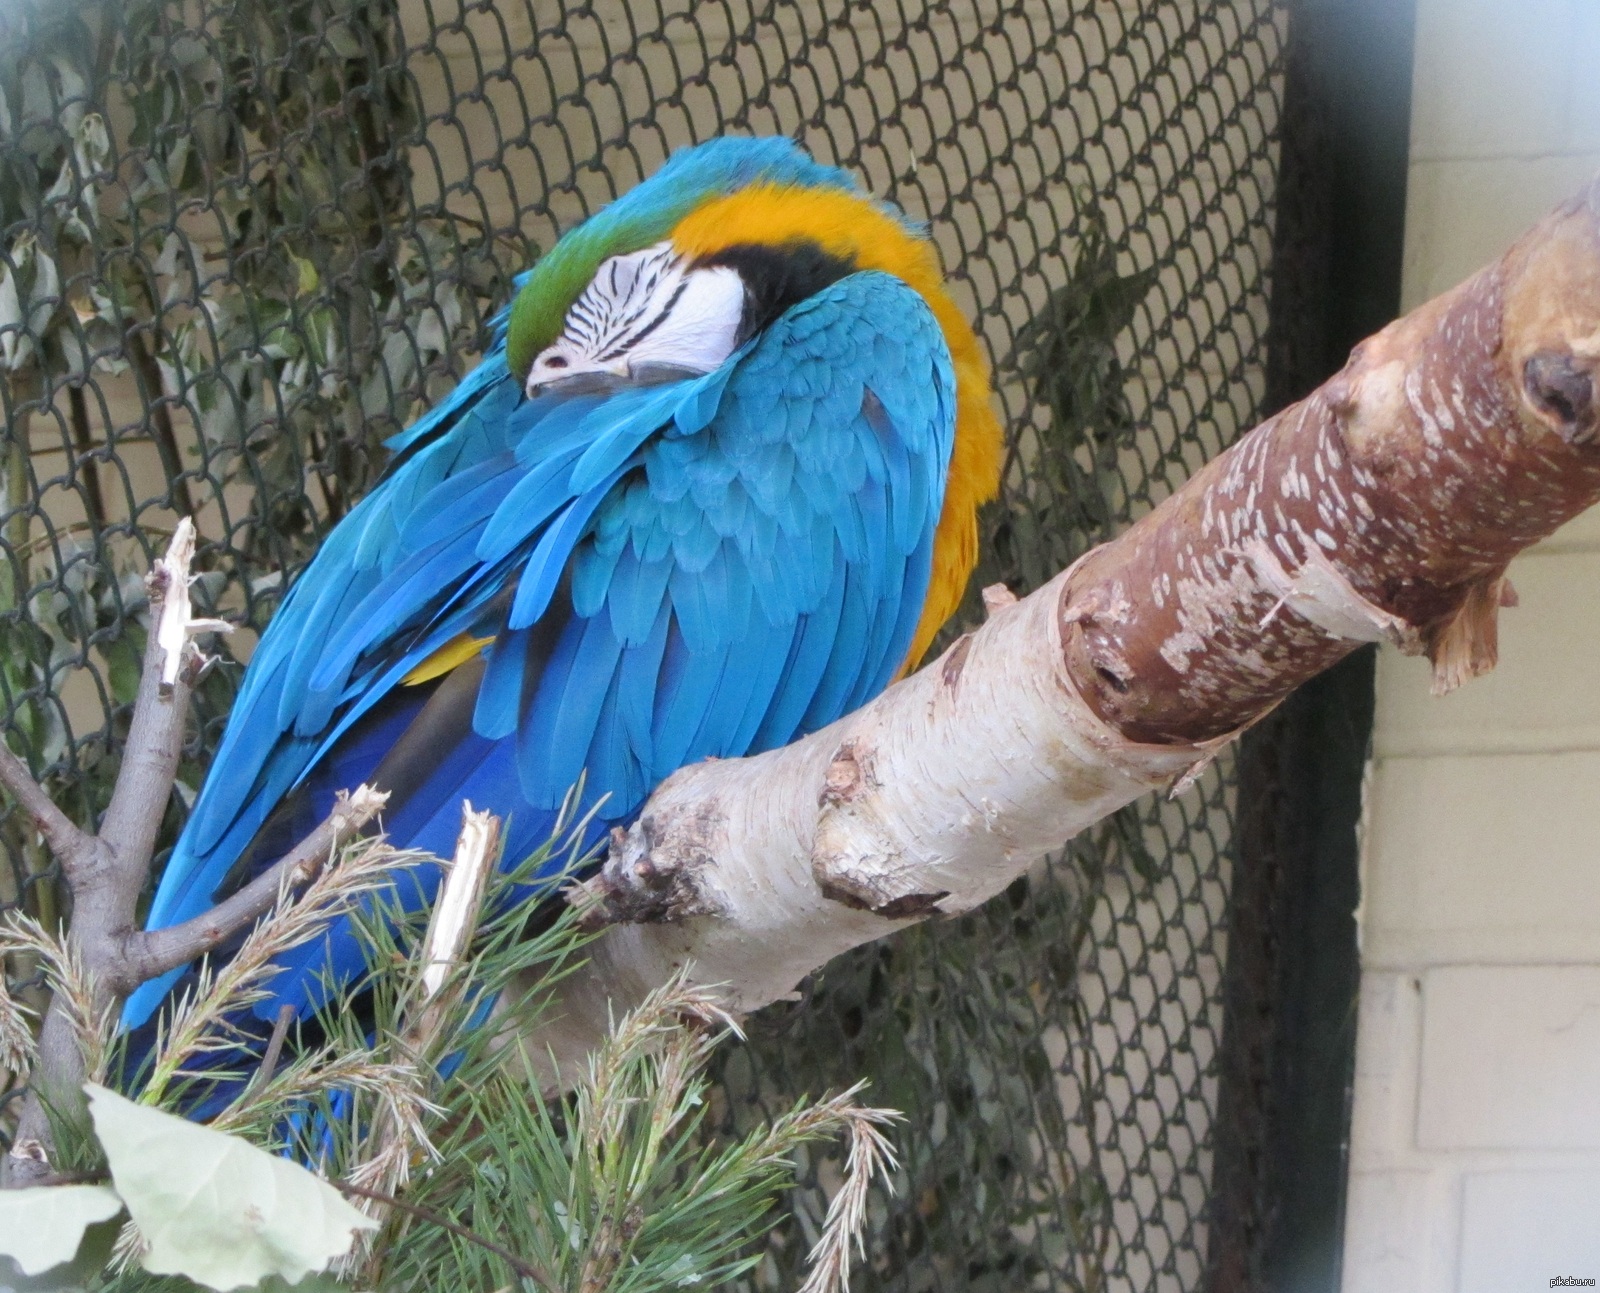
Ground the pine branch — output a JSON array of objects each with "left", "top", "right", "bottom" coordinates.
[{"left": 336, "top": 1181, "right": 560, "bottom": 1291}]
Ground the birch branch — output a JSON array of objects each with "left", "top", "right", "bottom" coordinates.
[{"left": 520, "top": 177, "right": 1600, "bottom": 1089}]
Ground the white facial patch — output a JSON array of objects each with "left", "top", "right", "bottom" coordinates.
[{"left": 526, "top": 241, "right": 746, "bottom": 395}]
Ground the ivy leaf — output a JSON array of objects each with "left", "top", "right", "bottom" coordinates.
[
  {"left": 0, "top": 1183, "right": 123, "bottom": 1276},
  {"left": 289, "top": 252, "right": 320, "bottom": 297},
  {"left": 0, "top": 230, "right": 59, "bottom": 372},
  {"left": 84, "top": 1084, "right": 377, "bottom": 1291}
]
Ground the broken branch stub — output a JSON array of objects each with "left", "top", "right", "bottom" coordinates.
[
  {"left": 522, "top": 177, "right": 1600, "bottom": 1087},
  {"left": 151, "top": 517, "right": 232, "bottom": 693}
]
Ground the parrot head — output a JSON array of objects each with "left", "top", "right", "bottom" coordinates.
[
  {"left": 504, "top": 135, "right": 863, "bottom": 382},
  {"left": 505, "top": 135, "right": 1005, "bottom": 667},
  {"left": 522, "top": 241, "right": 748, "bottom": 393}
]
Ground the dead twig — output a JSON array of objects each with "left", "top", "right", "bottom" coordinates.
[
  {"left": 244, "top": 1003, "right": 297, "bottom": 1101},
  {"left": 112, "top": 784, "right": 388, "bottom": 990}
]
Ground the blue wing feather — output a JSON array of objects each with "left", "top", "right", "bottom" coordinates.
[
  {"left": 507, "top": 481, "right": 620, "bottom": 630},
  {"left": 475, "top": 626, "right": 532, "bottom": 740},
  {"left": 127, "top": 268, "right": 958, "bottom": 1035},
  {"left": 519, "top": 610, "right": 625, "bottom": 802},
  {"left": 617, "top": 601, "right": 671, "bottom": 763}
]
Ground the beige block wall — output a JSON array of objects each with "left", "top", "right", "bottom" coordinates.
[{"left": 1343, "top": 0, "right": 1600, "bottom": 1287}]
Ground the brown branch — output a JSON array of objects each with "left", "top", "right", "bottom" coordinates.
[
  {"left": 113, "top": 785, "right": 388, "bottom": 990},
  {"left": 1, "top": 521, "right": 312, "bottom": 1184},
  {"left": 0, "top": 740, "right": 96, "bottom": 873},
  {"left": 4, "top": 525, "right": 220, "bottom": 1185},
  {"left": 1060, "top": 187, "right": 1600, "bottom": 742},
  {"left": 245, "top": 1003, "right": 297, "bottom": 1101},
  {"left": 97, "top": 568, "right": 196, "bottom": 869}
]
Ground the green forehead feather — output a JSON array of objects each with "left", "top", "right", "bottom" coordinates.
[
  {"left": 503, "top": 137, "right": 866, "bottom": 379},
  {"left": 505, "top": 213, "right": 682, "bottom": 378}
]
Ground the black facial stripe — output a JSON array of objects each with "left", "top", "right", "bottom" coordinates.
[
  {"left": 616, "top": 290, "right": 656, "bottom": 332},
  {"left": 554, "top": 245, "right": 700, "bottom": 364},
  {"left": 598, "top": 275, "right": 689, "bottom": 361},
  {"left": 566, "top": 294, "right": 601, "bottom": 344},
  {"left": 695, "top": 239, "right": 858, "bottom": 344}
]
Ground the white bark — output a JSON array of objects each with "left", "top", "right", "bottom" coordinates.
[
  {"left": 524, "top": 568, "right": 1240, "bottom": 1089},
  {"left": 522, "top": 176, "right": 1600, "bottom": 1088}
]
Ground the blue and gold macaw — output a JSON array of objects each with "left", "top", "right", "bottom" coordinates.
[{"left": 124, "top": 136, "right": 1002, "bottom": 1032}]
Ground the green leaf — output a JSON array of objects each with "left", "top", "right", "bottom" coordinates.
[
  {"left": 289, "top": 252, "right": 319, "bottom": 297},
  {"left": 0, "top": 1183, "right": 123, "bottom": 1276},
  {"left": 84, "top": 1083, "right": 377, "bottom": 1291}
]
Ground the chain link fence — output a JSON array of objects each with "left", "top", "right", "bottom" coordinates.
[{"left": 0, "top": 0, "right": 1284, "bottom": 1287}]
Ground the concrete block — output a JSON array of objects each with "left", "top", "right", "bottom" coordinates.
[
  {"left": 1363, "top": 753, "right": 1600, "bottom": 966},
  {"left": 1401, "top": 154, "right": 1600, "bottom": 311},
  {"left": 1342, "top": 1170, "right": 1440, "bottom": 1293},
  {"left": 1348, "top": 972, "right": 1424, "bottom": 1171},
  {"left": 1409, "top": 0, "right": 1578, "bottom": 161},
  {"left": 1418, "top": 966, "right": 1600, "bottom": 1150},
  {"left": 1374, "top": 551, "right": 1600, "bottom": 759},
  {"left": 1459, "top": 1170, "right": 1600, "bottom": 1292}
]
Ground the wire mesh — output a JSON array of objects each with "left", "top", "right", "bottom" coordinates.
[{"left": 0, "top": 0, "right": 1283, "bottom": 1286}]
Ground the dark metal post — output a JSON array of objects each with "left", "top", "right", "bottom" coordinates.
[{"left": 1205, "top": 0, "right": 1416, "bottom": 1288}]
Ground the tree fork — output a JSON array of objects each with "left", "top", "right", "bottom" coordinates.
[
  {"left": 0, "top": 522, "right": 385, "bottom": 1186},
  {"left": 522, "top": 179, "right": 1600, "bottom": 1088}
]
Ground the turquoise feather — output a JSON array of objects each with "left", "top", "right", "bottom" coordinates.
[{"left": 125, "top": 140, "right": 959, "bottom": 1041}]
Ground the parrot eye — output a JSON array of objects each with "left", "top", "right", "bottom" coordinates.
[{"left": 526, "top": 346, "right": 587, "bottom": 396}]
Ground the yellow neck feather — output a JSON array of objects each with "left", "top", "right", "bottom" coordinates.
[{"left": 671, "top": 184, "right": 1002, "bottom": 670}]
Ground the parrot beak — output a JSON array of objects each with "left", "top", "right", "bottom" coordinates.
[{"left": 528, "top": 358, "right": 707, "bottom": 397}]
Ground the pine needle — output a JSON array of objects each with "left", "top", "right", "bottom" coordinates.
[
  {"left": 140, "top": 833, "right": 424, "bottom": 1104},
  {"left": 0, "top": 961, "right": 37, "bottom": 1078},
  {"left": 1, "top": 912, "right": 114, "bottom": 1084},
  {"left": 76, "top": 802, "right": 901, "bottom": 1293},
  {"left": 107, "top": 1216, "right": 148, "bottom": 1276},
  {"left": 795, "top": 1100, "right": 901, "bottom": 1293}
]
